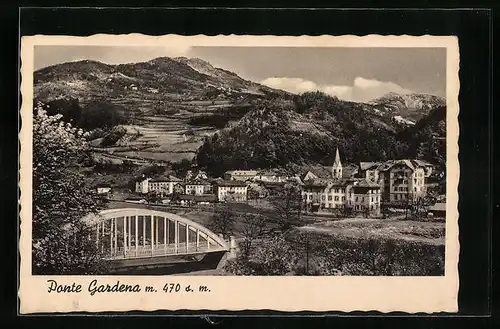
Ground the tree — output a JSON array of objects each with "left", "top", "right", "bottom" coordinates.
[
  {"left": 251, "top": 234, "right": 299, "bottom": 275},
  {"left": 269, "top": 182, "right": 303, "bottom": 230},
  {"left": 239, "top": 213, "right": 267, "bottom": 259},
  {"left": 208, "top": 205, "right": 236, "bottom": 239},
  {"left": 32, "top": 105, "right": 108, "bottom": 274}
]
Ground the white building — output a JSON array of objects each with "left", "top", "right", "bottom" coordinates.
[
  {"left": 135, "top": 177, "right": 150, "bottom": 194},
  {"left": 148, "top": 175, "right": 183, "bottom": 196},
  {"left": 96, "top": 185, "right": 111, "bottom": 195},
  {"left": 184, "top": 179, "right": 212, "bottom": 196},
  {"left": 214, "top": 180, "right": 248, "bottom": 202},
  {"left": 224, "top": 170, "right": 258, "bottom": 181}
]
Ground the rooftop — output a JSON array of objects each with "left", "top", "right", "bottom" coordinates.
[
  {"left": 150, "top": 175, "right": 182, "bottom": 183},
  {"left": 429, "top": 202, "right": 446, "bottom": 212},
  {"left": 225, "top": 170, "right": 258, "bottom": 175},
  {"left": 185, "top": 178, "right": 211, "bottom": 185},
  {"left": 215, "top": 180, "right": 248, "bottom": 187},
  {"left": 179, "top": 194, "right": 217, "bottom": 202}
]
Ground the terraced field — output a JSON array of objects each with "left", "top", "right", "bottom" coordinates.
[{"left": 91, "top": 100, "right": 228, "bottom": 164}]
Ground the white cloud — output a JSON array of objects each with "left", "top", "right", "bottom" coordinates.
[
  {"left": 261, "top": 77, "right": 352, "bottom": 100},
  {"left": 352, "top": 77, "right": 413, "bottom": 102},
  {"left": 261, "top": 76, "right": 414, "bottom": 102}
]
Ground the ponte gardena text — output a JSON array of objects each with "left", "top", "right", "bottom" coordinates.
[{"left": 47, "top": 279, "right": 142, "bottom": 296}]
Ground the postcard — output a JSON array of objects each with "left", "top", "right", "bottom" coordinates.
[{"left": 19, "top": 34, "right": 459, "bottom": 313}]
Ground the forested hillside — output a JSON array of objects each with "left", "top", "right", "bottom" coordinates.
[{"left": 196, "top": 92, "right": 446, "bottom": 177}]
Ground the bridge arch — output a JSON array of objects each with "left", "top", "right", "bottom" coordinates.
[{"left": 92, "top": 208, "right": 229, "bottom": 260}]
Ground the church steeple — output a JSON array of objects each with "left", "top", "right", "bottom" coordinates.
[{"left": 332, "top": 147, "right": 343, "bottom": 179}]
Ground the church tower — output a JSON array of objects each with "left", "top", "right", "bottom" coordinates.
[{"left": 332, "top": 147, "right": 343, "bottom": 179}]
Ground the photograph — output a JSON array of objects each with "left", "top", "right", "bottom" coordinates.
[
  {"left": 30, "top": 42, "right": 448, "bottom": 276},
  {"left": 19, "top": 34, "right": 459, "bottom": 313}
]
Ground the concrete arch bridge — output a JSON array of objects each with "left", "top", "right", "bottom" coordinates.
[{"left": 92, "top": 208, "right": 235, "bottom": 271}]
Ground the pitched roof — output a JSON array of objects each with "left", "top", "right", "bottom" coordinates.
[
  {"left": 302, "top": 165, "right": 332, "bottom": 179},
  {"left": 225, "top": 170, "right": 258, "bottom": 175},
  {"left": 150, "top": 175, "right": 182, "bottom": 183},
  {"left": 414, "top": 159, "right": 433, "bottom": 167},
  {"left": 429, "top": 202, "right": 446, "bottom": 212},
  {"left": 95, "top": 183, "right": 112, "bottom": 188},
  {"left": 334, "top": 148, "right": 342, "bottom": 166},
  {"left": 185, "top": 178, "right": 211, "bottom": 185},
  {"left": 353, "top": 178, "right": 380, "bottom": 188},
  {"left": 215, "top": 180, "right": 248, "bottom": 187},
  {"left": 376, "top": 159, "right": 415, "bottom": 171},
  {"left": 303, "top": 179, "right": 330, "bottom": 188},
  {"left": 342, "top": 164, "right": 359, "bottom": 178},
  {"left": 359, "top": 161, "right": 380, "bottom": 171}
]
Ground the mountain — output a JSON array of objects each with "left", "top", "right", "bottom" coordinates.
[
  {"left": 34, "top": 58, "right": 445, "bottom": 170},
  {"left": 34, "top": 57, "right": 290, "bottom": 164},
  {"left": 368, "top": 92, "right": 446, "bottom": 122},
  {"left": 34, "top": 57, "right": 283, "bottom": 104},
  {"left": 196, "top": 92, "right": 417, "bottom": 177},
  {"left": 196, "top": 91, "right": 446, "bottom": 177}
]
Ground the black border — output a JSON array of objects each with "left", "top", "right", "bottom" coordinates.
[{"left": 2, "top": 4, "right": 494, "bottom": 326}]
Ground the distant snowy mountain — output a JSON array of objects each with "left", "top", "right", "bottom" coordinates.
[{"left": 368, "top": 92, "right": 446, "bottom": 121}]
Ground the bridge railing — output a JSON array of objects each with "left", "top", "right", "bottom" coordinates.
[
  {"left": 105, "top": 242, "right": 226, "bottom": 260},
  {"left": 95, "top": 208, "right": 230, "bottom": 260}
]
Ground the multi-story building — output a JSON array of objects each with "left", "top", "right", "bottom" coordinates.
[
  {"left": 301, "top": 148, "right": 381, "bottom": 215},
  {"left": 214, "top": 180, "right": 248, "bottom": 202},
  {"left": 185, "top": 170, "right": 209, "bottom": 181},
  {"left": 224, "top": 170, "right": 258, "bottom": 181},
  {"left": 135, "top": 175, "right": 183, "bottom": 195},
  {"left": 357, "top": 159, "right": 432, "bottom": 203},
  {"left": 184, "top": 179, "right": 212, "bottom": 196},
  {"left": 348, "top": 180, "right": 382, "bottom": 213},
  {"left": 135, "top": 177, "right": 150, "bottom": 194},
  {"left": 254, "top": 169, "right": 290, "bottom": 183},
  {"left": 148, "top": 175, "right": 183, "bottom": 196}
]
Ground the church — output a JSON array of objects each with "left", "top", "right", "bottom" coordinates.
[{"left": 300, "top": 148, "right": 382, "bottom": 215}]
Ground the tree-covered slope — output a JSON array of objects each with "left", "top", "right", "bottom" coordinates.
[{"left": 196, "top": 92, "right": 446, "bottom": 177}]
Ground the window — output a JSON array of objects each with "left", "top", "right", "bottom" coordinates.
[
  {"left": 321, "top": 195, "right": 325, "bottom": 200},
  {"left": 371, "top": 197, "right": 373, "bottom": 202},
  {"left": 308, "top": 195, "right": 312, "bottom": 200},
  {"left": 355, "top": 196, "right": 358, "bottom": 202},
  {"left": 342, "top": 196, "right": 345, "bottom": 201},
  {"left": 335, "top": 196, "right": 339, "bottom": 201},
  {"left": 328, "top": 196, "right": 332, "bottom": 201}
]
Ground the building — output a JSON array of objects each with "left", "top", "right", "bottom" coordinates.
[
  {"left": 301, "top": 148, "right": 381, "bottom": 215},
  {"left": 184, "top": 179, "right": 212, "bottom": 196},
  {"left": 185, "top": 169, "right": 209, "bottom": 181},
  {"left": 95, "top": 184, "right": 112, "bottom": 195},
  {"left": 357, "top": 159, "right": 431, "bottom": 204},
  {"left": 331, "top": 148, "right": 343, "bottom": 179},
  {"left": 135, "top": 177, "right": 150, "bottom": 194},
  {"left": 349, "top": 179, "right": 382, "bottom": 214},
  {"left": 148, "top": 175, "right": 183, "bottom": 196},
  {"left": 254, "top": 169, "right": 290, "bottom": 183},
  {"left": 414, "top": 159, "right": 434, "bottom": 177},
  {"left": 224, "top": 170, "right": 258, "bottom": 181},
  {"left": 214, "top": 180, "right": 248, "bottom": 202},
  {"left": 428, "top": 202, "right": 446, "bottom": 217}
]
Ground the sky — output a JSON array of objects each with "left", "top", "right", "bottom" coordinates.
[{"left": 34, "top": 45, "right": 446, "bottom": 102}]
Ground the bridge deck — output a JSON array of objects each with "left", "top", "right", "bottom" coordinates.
[{"left": 105, "top": 242, "right": 228, "bottom": 260}]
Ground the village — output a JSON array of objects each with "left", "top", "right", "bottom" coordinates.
[{"left": 95, "top": 148, "right": 446, "bottom": 220}]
